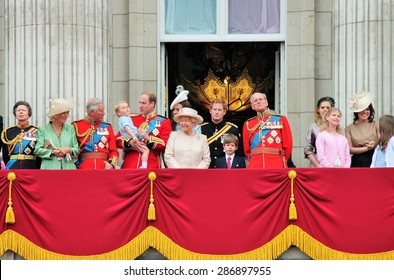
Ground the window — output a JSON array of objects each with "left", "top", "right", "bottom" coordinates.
[
  {"left": 162, "top": 0, "right": 283, "bottom": 39},
  {"left": 165, "top": 0, "right": 216, "bottom": 34},
  {"left": 228, "top": 0, "right": 280, "bottom": 34}
]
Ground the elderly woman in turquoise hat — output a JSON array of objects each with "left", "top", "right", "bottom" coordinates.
[
  {"left": 345, "top": 91, "right": 379, "bottom": 167},
  {"left": 34, "top": 98, "right": 80, "bottom": 169}
]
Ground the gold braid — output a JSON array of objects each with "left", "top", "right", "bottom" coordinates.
[
  {"left": 75, "top": 127, "right": 93, "bottom": 149},
  {"left": 1, "top": 129, "right": 27, "bottom": 157}
]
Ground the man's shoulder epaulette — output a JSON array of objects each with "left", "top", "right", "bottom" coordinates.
[
  {"left": 201, "top": 122, "right": 209, "bottom": 126},
  {"left": 246, "top": 116, "right": 257, "bottom": 122},
  {"left": 271, "top": 113, "right": 284, "bottom": 117},
  {"left": 72, "top": 119, "right": 84, "bottom": 124},
  {"left": 3, "top": 125, "right": 18, "bottom": 130},
  {"left": 225, "top": 121, "right": 238, "bottom": 128},
  {"left": 156, "top": 114, "right": 168, "bottom": 120}
]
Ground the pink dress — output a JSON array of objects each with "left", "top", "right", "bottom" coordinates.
[{"left": 316, "top": 130, "right": 351, "bottom": 167}]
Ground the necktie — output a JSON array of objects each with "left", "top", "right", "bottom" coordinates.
[{"left": 227, "top": 157, "right": 231, "bottom": 169}]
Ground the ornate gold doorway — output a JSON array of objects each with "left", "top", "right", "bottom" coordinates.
[{"left": 166, "top": 42, "right": 280, "bottom": 126}]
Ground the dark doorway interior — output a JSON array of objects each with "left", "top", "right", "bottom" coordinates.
[{"left": 166, "top": 42, "right": 280, "bottom": 127}]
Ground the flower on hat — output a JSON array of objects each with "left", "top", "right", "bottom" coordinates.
[
  {"left": 170, "top": 85, "right": 190, "bottom": 110},
  {"left": 348, "top": 91, "right": 373, "bottom": 113}
]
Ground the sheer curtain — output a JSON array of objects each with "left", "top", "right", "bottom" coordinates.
[
  {"left": 165, "top": 0, "right": 216, "bottom": 34},
  {"left": 229, "top": 0, "right": 280, "bottom": 34}
]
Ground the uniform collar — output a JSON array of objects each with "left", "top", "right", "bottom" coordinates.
[
  {"left": 17, "top": 121, "right": 30, "bottom": 129},
  {"left": 84, "top": 116, "right": 99, "bottom": 125},
  {"left": 212, "top": 120, "right": 225, "bottom": 127},
  {"left": 257, "top": 109, "right": 272, "bottom": 119},
  {"left": 144, "top": 111, "right": 157, "bottom": 119}
]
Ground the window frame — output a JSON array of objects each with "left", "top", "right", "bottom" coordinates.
[
  {"left": 158, "top": 0, "right": 287, "bottom": 42},
  {"left": 156, "top": 0, "right": 288, "bottom": 116}
]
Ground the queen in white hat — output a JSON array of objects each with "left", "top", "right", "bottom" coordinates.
[
  {"left": 164, "top": 107, "right": 210, "bottom": 168},
  {"left": 34, "top": 98, "right": 80, "bottom": 169},
  {"left": 345, "top": 91, "right": 379, "bottom": 167}
]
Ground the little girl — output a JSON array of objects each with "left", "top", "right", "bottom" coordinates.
[
  {"left": 316, "top": 107, "right": 351, "bottom": 167},
  {"left": 370, "top": 115, "right": 394, "bottom": 167}
]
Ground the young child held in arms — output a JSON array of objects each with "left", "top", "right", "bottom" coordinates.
[
  {"left": 215, "top": 133, "right": 246, "bottom": 168},
  {"left": 370, "top": 115, "right": 394, "bottom": 167},
  {"left": 115, "top": 101, "right": 149, "bottom": 168}
]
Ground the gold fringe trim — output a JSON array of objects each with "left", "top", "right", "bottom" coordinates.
[
  {"left": 5, "top": 172, "right": 17, "bottom": 224},
  {"left": 146, "top": 226, "right": 292, "bottom": 260},
  {"left": 147, "top": 172, "right": 157, "bottom": 221},
  {"left": 287, "top": 225, "right": 394, "bottom": 260},
  {"left": 288, "top": 170, "right": 297, "bottom": 220},
  {"left": 0, "top": 229, "right": 150, "bottom": 260},
  {"left": 148, "top": 226, "right": 394, "bottom": 260},
  {"left": 1, "top": 226, "right": 394, "bottom": 260}
]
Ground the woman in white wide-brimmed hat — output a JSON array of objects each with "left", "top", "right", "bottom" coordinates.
[
  {"left": 164, "top": 107, "right": 210, "bottom": 168},
  {"left": 34, "top": 98, "right": 80, "bottom": 169},
  {"left": 345, "top": 90, "right": 379, "bottom": 167}
]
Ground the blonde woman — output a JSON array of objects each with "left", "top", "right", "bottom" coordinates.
[{"left": 34, "top": 98, "right": 80, "bottom": 169}]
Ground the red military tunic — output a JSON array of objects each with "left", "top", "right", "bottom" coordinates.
[
  {"left": 243, "top": 110, "right": 292, "bottom": 168},
  {"left": 117, "top": 112, "right": 172, "bottom": 169},
  {"left": 72, "top": 117, "right": 119, "bottom": 169}
]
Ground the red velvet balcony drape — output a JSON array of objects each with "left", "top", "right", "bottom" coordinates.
[{"left": 0, "top": 168, "right": 393, "bottom": 260}]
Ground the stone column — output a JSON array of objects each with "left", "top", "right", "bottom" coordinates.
[
  {"left": 4, "top": 0, "right": 108, "bottom": 126},
  {"left": 334, "top": 0, "right": 394, "bottom": 122}
]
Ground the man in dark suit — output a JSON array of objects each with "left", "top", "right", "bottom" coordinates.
[{"left": 214, "top": 133, "right": 246, "bottom": 169}]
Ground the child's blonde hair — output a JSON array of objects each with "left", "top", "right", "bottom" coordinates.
[
  {"left": 114, "top": 101, "right": 128, "bottom": 115},
  {"left": 321, "top": 107, "right": 343, "bottom": 133}
]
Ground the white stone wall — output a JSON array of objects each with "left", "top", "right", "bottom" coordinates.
[
  {"left": 2, "top": 0, "right": 109, "bottom": 127},
  {"left": 0, "top": 1, "right": 4, "bottom": 118},
  {"left": 334, "top": 0, "right": 394, "bottom": 125},
  {"left": 286, "top": 0, "right": 334, "bottom": 167},
  {"left": 110, "top": 0, "right": 158, "bottom": 131}
]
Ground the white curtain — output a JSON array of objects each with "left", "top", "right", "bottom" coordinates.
[
  {"left": 165, "top": 0, "right": 216, "bottom": 34},
  {"left": 229, "top": 0, "right": 280, "bottom": 34}
]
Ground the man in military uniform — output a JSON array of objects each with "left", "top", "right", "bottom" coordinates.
[
  {"left": 117, "top": 91, "right": 172, "bottom": 169},
  {"left": 72, "top": 98, "right": 119, "bottom": 169},
  {"left": 243, "top": 92, "right": 292, "bottom": 168},
  {"left": 201, "top": 98, "right": 244, "bottom": 168}
]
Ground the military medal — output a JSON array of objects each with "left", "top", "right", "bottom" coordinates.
[{"left": 152, "top": 128, "right": 159, "bottom": 136}]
